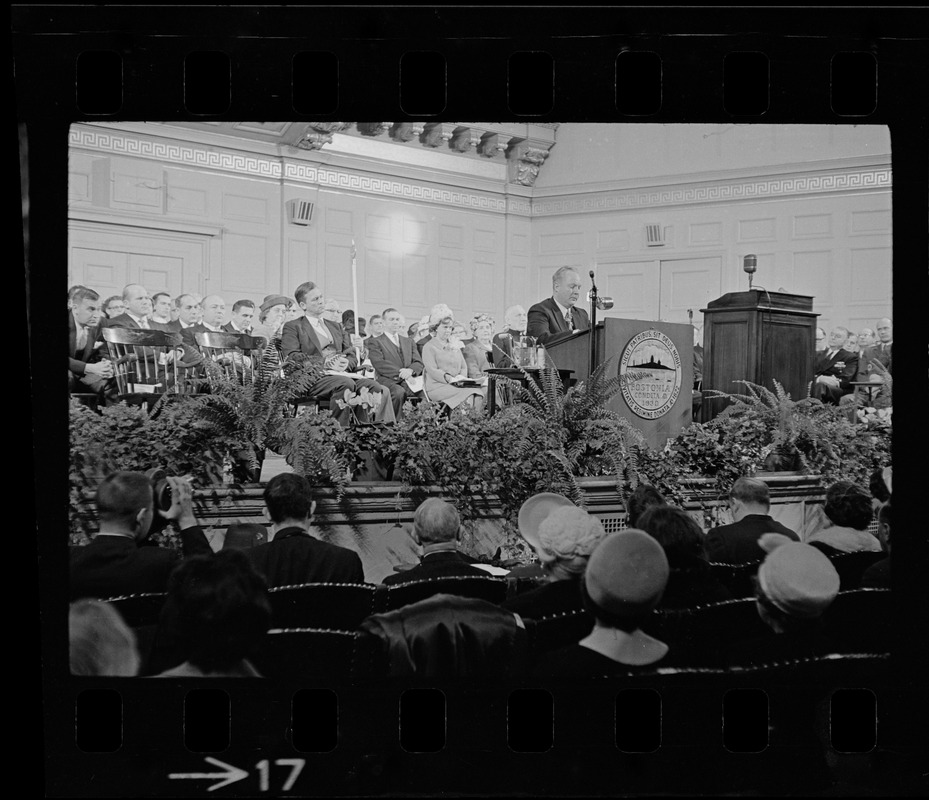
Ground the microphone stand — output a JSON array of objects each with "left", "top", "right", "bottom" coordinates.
[{"left": 588, "top": 272, "right": 599, "bottom": 379}]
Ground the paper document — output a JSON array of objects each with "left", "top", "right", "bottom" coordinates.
[
  {"left": 471, "top": 563, "right": 510, "bottom": 577},
  {"left": 404, "top": 375, "right": 425, "bottom": 393}
]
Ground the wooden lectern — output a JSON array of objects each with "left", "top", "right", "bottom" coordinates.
[
  {"left": 700, "top": 291, "right": 818, "bottom": 421},
  {"left": 542, "top": 323, "right": 604, "bottom": 384}
]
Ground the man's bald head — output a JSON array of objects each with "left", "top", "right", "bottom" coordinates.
[
  {"left": 121, "top": 284, "right": 152, "bottom": 318},
  {"left": 413, "top": 499, "right": 461, "bottom": 546}
]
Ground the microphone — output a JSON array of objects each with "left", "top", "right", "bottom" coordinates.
[
  {"left": 743, "top": 254, "right": 757, "bottom": 290},
  {"left": 589, "top": 269, "right": 597, "bottom": 290}
]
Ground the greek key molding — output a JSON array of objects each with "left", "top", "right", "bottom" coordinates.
[
  {"left": 530, "top": 168, "right": 892, "bottom": 216},
  {"left": 70, "top": 128, "right": 282, "bottom": 179}
]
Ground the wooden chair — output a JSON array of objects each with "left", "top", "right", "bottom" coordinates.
[
  {"left": 101, "top": 327, "right": 194, "bottom": 403},
  {"left": 267, "top": 582, "right": 379, "bottom": 630},
  {"left": 194, "top": 331, "right": 267, "bottom": 386}
]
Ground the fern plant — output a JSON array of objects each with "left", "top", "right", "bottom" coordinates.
[
  {"left": 492, "top": 359, "right": 647, "bottom": 503},
  {"left": 193, "top": 354, "right": 326, "bottom": 472}
]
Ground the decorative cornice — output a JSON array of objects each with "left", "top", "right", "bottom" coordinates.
[
  {"left": 530, "top": 166, "right": 892, "bottom": 216},
  {"left": 70, "top": 127, "right": 282, "bottom": 179}
]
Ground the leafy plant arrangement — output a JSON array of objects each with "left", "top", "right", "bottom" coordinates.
[
  {"left": 492, "top": 360, "right": 647, "bottom": 505},
  {"left": 333, "top": 386, "right": 386, "bottom": 425},
  {"left": 68, "top": 395, "right": 253, "bottom": 543},
  {"left": 194, "top": 354, "right": 326, "bottom": 475}
]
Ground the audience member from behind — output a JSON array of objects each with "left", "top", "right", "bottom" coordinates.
[
  {"left": 807, "top": 481, "right": 883, "bottom": 554},
  {"left": 154, "top": 550, "right": 271, "bottom": 678},
  {"left": 70, "top": 471, "right": 211, "bottom": 600},
  {"left": 860, "top": 501, "right": 891, "bottom": 589},
  {"left": 69, "top": 599, "right": 140, "bottom": 676},
  {"left": 382, "top": 499, "right": 485, "bottom": 586},
  {"left": 245, "top": 473, "right": 364, "bottom": 587},
  {"left": 503, "top": 506, "right": 608, "bottom": 618},
  {"left": 532, "top": 530, "right": 672, "bottom": 676},
  {"left": 626, "top": 484, "right": 667, "bottom": 528},
  {"left": 725, "top": 537, "right": 840, "bottom": 665},
  {"left": 637, "top": 505, "right": 732, "bottom": 608},
  {"left": 703, "top": 477, "right": 798, "bottom": 564}
]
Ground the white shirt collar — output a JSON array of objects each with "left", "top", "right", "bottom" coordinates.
[
  {"left": 127, "top": 311, "right": 149, "bottom": 326},
  {"left": 553, "top": 297, "right": 573, "bottom": 319},
  {"left": 203, "top": 322, "right": 223, "bottom": 332}
]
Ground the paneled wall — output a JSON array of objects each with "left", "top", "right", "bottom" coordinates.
[{"left": 68, "top": 123, "right": 892, "bottom": 339}]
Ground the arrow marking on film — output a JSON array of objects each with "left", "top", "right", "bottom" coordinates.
[{"left": 169, "top": 757, "right": 249, "bottom": 791}]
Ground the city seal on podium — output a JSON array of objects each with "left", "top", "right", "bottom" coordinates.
[{"left": 619, "top": 329, "right": 683, "bottom": 419}]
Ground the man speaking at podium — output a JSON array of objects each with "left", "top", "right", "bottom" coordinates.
[{"left": 527, "top": 266, "right": 591, "bottom": 346}]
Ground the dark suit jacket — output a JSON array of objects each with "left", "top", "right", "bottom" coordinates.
[
  {"left": 526, "top": 297, "right": 590, "bottom": 346},
  {"left": 68, "top": 313, "right": 105, "bottom": 376},
  {"left": 281, "top": 316, "right": 358, "bottom": 369},
  {"left": 853, "top": 343, "right": 892, "bottom": 382},
  {"left": 366, "top": 333, "right": 424, "bottom": 384},
  {"left": 381, "top": 550, "right": 485, "bottom": 586},
  {"left": 703, "top": 514, "right": 800, "bottom": 564},
  {"left": 69, "top": 526, "right": 212, "bottom": 600},
  {"left": 222, "top": 322, "right": 253, "bottom": 335},
  {"left": 813, "top": 347, "right": 858, "bottom": 392},
  {"left": 244, "top": 527, "right": 365, "bottom": 588}
]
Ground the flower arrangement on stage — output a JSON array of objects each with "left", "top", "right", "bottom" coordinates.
[{"left": 333, "top": 386, "right": 385, "bottom": 425}]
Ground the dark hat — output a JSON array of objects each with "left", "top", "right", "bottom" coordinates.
[
  {"left": 222, "top": 523, "right": 267, "bottom": 550},
  {"left": 584, "top": 530, "right": 669, "bottom": 617},
  {"left": 260, "top": 295, "right": 292, "bottom": 314}
]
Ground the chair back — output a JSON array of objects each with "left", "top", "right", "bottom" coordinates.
[
  {"left": 195, "top": 331, "right": 267, "bottom": 385},
  {"left": 103, "top": 592, "right": 168, "bottom": 629},
  {"left": 251, "top": 628, "right": 359, "bottom": 681},
  {"left": 822, "top": 588, "right": 892, "bottom": 653},
  {"left": 708, "top": 560, "right": 761, "bottom": 599},
  {"left": 267, "top": 582, "right": 379, "bottom": 630},
  {"left": 825, "top": 550, "right": 887, "bottom": 591},
  {"left": 102, "top": 327, "right": 188, "bottom": 396},
  {"left": 382, "top": 575, "right": 509, "bottom": 611}
]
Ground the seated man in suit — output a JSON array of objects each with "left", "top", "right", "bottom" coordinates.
[
  {"left": 223, "top": 299, "right": 256, "bottom": 334},
  {"left": 149, "top": 292, "right": 173, "bottom": 327},
  {"left": 491, "top": 305, "right": 529, "bottom": 368},
  {"left": 840, "top": 317, "right": 892, "bottom": 410},
  {"left": 244, "top": 473, "right": 364, "bottom": 587},
  {"left": 382, "top": 499, "right": 486, "bottom": 586},
  {"left": 68, "top": 286, "right": 114, "bottom": 400},
  {"left": 366, "top": 307, "right": 425, "bottom": 418},
  {"left": 704, "top": 477, "right": 799, "bottom": 564},
  {"left": 281, "top": 281, "right": 395, "bottom": 424},
  {"left": 526, "top": 266, "right": 590, "bottom": 346},
  {"left": 69, "top": 471, "right": 212, "bottom": 600},
  {"left": 811, "top": 325, "right": 858, "bottom": 404}
]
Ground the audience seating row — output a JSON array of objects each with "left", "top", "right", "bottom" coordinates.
[
  {"left": 708, "top": 549, "right": 885, "bottom": 598},
  {"left": 106, "top": 574, "right": 536, "bottom": 631}
]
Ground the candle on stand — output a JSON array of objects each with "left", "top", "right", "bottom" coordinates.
[{"left": 350, "top": 239, "right": 361, "bottom": 361}]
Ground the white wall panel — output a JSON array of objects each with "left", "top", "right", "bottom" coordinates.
[{"left": 223, "top": 233, "right": 270, "bottom": 294}]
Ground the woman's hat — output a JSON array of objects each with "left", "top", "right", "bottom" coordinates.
[
  {"left": 260, "top": 295, "right": 291, "bottom": 314},
  {"left": 517, "top": 493, "right": 577, "bottom": 549},
  {"left": 757, "top": 542, "right": 840, "bottom": 619},
  {"left": 584, "top": 530, "right": 670, "bottom": 617}
]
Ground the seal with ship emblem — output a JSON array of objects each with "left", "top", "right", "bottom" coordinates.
[{"left": 619, "top": 329, "right": 683, "bottom": 419}]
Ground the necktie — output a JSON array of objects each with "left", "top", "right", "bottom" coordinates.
[
  {"left": 139, "top": 317, "right": 150, "bottom": 329},
  {"left": 564, "top": 309, "right": 572, "bottom": 328},
  {"left": 75, "top": 325, "right": 87, "bottom": 352},
  {"left": 314, "top": 320, "right": 331, "bottom": 345}
]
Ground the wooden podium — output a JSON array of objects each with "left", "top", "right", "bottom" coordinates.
[
  {"left": 700, "top": 291, "right": 818, "bottom": 421},
  {"left": 544, "top": 318, "right": 693, "bottom": 448}
]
